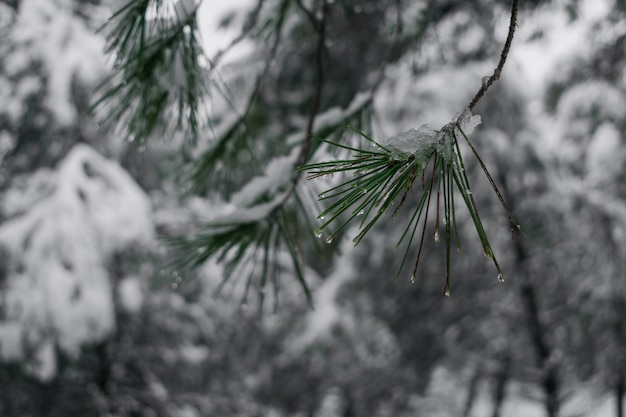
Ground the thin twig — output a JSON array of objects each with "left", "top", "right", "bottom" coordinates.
[
  {"left": 271, "top": 0, "right": 329, "bottom": 212},
  {"left": 467, "top": 0, "right": 519, "bottom": 110},
  {"left": 303, "top": 1, "right": 329, "bottom": 154},
  {"left": 293, "top": 0, "right": 320, "bottom": 32},
  {"left": 294, "top": 0, "right": 329, "bottom": 181},
  {"left": 211, "top": 0, "right": 288, "bottom": 139},
  {"left": 209, "top": 0, "right": 266, "bottom": 68}
]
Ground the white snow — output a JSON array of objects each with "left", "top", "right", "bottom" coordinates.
[
  {"left": 198, "top": 0, "right": 257, "bottom": 59},
  {"left": 382, "top": 125, "right": 439, "bottom": 156},
  {"left": 0, "top": 144, "right": 154, "bottom": 379},
  {"left": 381, "top": 109, "right": 481, "bottom": 161},
  {"left": 27, "top": 341, "right": 57, "bottom": 382},
  {"left": 230, "top": 147, "right": 299, "bottom": 207},
  {"left": 454, "top": 108, "right": 482, "bottom": 135},
  {"left": 287, "top": 239, "right": 355, "bottom": 351},
  {"left": 0, "top": 322, "right": 23, "bottom": 361},
  {"left": 558, "top": 81, "right": 626, "bottom": 123},
  {"left": 585, "top": 122, "right": 624, "bottom": 186},
  {"left": 510, "top": 0, "right": 616, "bottom": 101},
  {"left": 2, "top": 0, "right": 107, "bottom": 125},
  {"left": 0, "top": 130, "right": 15, "bottom": 167},
  {"left": 118, "top": 275, "right": 145, "bottom": 314},
  {"left": 312, "top": 91, "right": 372, "bottom": 132}
]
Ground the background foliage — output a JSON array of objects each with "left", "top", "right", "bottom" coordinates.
[{"left": 1, "top": 0, "right": 626, "bottom": 416}]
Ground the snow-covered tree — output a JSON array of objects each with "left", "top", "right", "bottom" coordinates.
[
  {"left": 89, "top": 0, "right": 528, "bottom": 311},
  {"left": 3, "top": 0, "right": 626, "bottom": 416}
]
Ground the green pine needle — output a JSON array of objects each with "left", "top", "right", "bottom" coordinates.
[
  {"left": 91, "top": 0, "right": 208, "bottom": 143},
  {"left": 166, "top": 205, "right": 313, "bottom": 312},
  {"left": 299, "top": 122, "right": 522, "bottom": 295}
]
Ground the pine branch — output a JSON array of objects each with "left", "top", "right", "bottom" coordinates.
[
  {"left": 299, "top": 109, "right": 522, "bottom": 295},
  {"left": 185, "top": 0, "right": 290, "bottom": 195},
  {"left": 166, "top": 203, "right": 313, "bottom": 312},
  {"left": 468, "top": 0, "right": 519, "bottom": 110},
  {"left": 91, "top": 0, "right": 209, "bottom": 143},
  {"left": 295, "top": 0, "right": 329, "bottom": 178},
  {"left": 298, "top": 0, "right": 523, "bottom": 295}
]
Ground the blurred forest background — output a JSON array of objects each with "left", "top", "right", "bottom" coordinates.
[{"left": 1, "top": 0, "right": 626, "bottom": 416}]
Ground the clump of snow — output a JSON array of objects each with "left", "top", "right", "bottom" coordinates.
[
  {"left": 0, "top": 144, "right": 154, "bottom": 379},
  {"left": 0, "top": 322, "right": 23, "bottom": 361},
  {"left": 230, "top": 147, "right": 299, "bottom": 207},
  {"left": 118, "top": 276, "right": 145, "bottom": 314},
  {"left": 312, "top": 91, "right": 372, "bottom": 132},
  {"left": 0, "top": 3, "right": 14, "bottom": 32},
  {"left": 381, "top": 109, "right": 481, "bottom": 163},
  {"left": 209, "top": 146, "right": 305, "bottom": 225},
  {"left": 557, "top": 81, "right": 626, "bottom": 122},
  {"left": 585, "top": 122, "right": 624, "bottom": 186},
  {"left": 0, "top": 130, "right": 15, "bottom": 167},
  {"left": 26, "top": 341, "right": 57, "bottom": 382},
  {"left": 0, "top": 0, "right": 106, "bottom": 125},
  {"left": 178, "top": 344, "right": 209, "bottom": 364},
  {"left": 382, "top": 125, "right": 439, "bottom": 156},
  {"left": 198, "top": 0, "right": 257, "bottom": 62},
  {"left": 454, "top": 108, "right": 482, "bottom": 135}
]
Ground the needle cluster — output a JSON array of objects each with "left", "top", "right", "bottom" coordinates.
[{"left": 299, "top": 110, "right": 522, "bottom": 296}]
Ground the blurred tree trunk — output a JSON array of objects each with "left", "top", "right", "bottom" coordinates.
[
  {"left": 490, "top": 352, "right": 511, "bottom": 417},
  {"left": 498, "top": 170, "right": 560, "bottom": 417},
  {"left": 462, "top": 366, "right": 482, "bottom": 417},
  {"left": 519, "top": 282, "right": 560, "bottom": 417},
  {"left": 617, "top": 374, "right": 624, "bottom": 417}
]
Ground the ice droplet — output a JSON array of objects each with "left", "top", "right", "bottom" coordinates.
[
  {"left": 497, "top": 273, "right": 504, "bottom": 282},
  {"left": 484, "top": 249, "right": 492, "bottom": 258},
  {"left": 319, "top": 192, "right": 327, "bottom": 199},
  {"left": 170, "top": 282, "right": 178, "bottom": 290},
  {"left": 352, "top": 237, "right": 360, "bottom": 246},
  {"left": 356, "top": 209, "right": 365, "bottom": 216},
  {"left": 370, "top": 142, "right": 379, "bottom": 149},
  {"left": 434, "top": 228, "right": 440, "bottom": 242},
  {"left": 318, "top": 215, "right": 326, "bottom": 220},
  {"left": 361, "top": 188, "right": 368, "bottom": 194},
  {"left": 410, "top": 275, "right": 416, "bottom": 284},
  {"left": 466, "top": 190, "right": 473, "bottom": 195},
  {"left": 325, "top": 235, "right": 334, "bottom": 244},
  {"left": 314, "top": 230, "right": 323, "bottom": 239},
  {"left": 444, "top": 287, "right": 450, "bottom": 297}
]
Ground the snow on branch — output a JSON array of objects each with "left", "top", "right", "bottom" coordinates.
[
  {"left": 299, "top": 108, "right": 520, "bottom": 296},
  {"left": 0, "top": 144, "right": 153, "bottom": 380}
]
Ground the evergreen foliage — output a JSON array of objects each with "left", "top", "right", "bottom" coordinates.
[
  {"left": 94, "top": 0, "right": 521, "bottom": 303},
  {"left": 92, "top": 0, "right": 209, "bottom": 143},
  {"left": 3, "top": 0, "right": 626, "bottom": 415}
]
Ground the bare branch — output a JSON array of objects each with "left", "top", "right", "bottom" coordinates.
[{"left": 468, "top": 0, "right": 519, "bottom": 110}]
